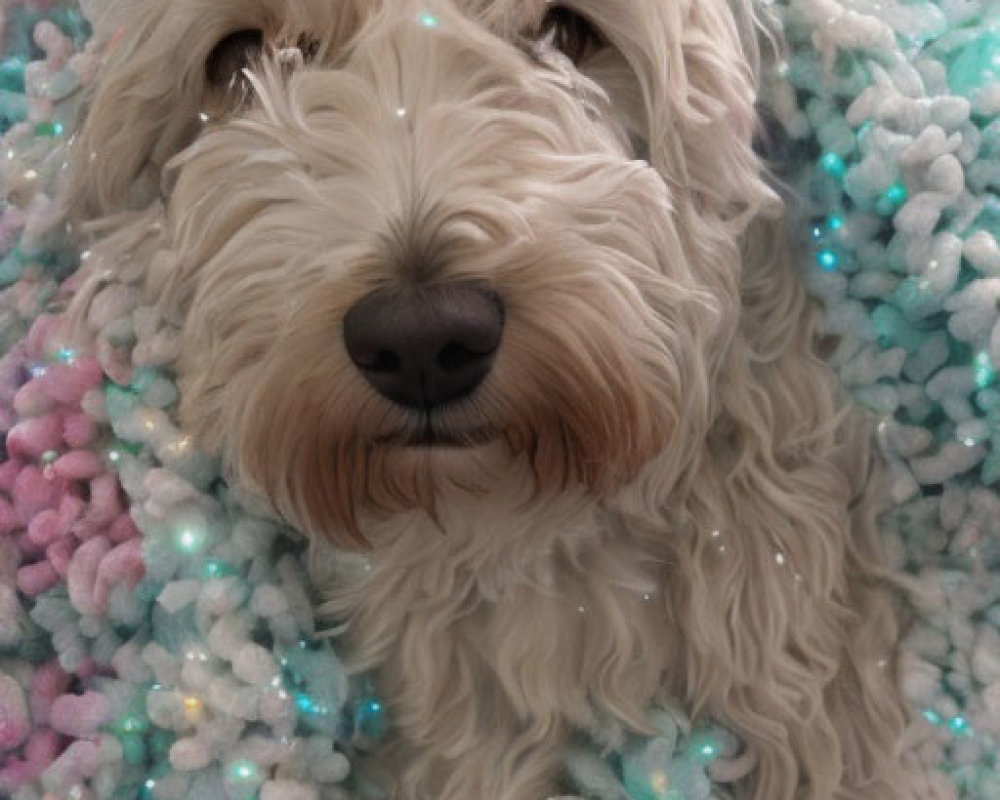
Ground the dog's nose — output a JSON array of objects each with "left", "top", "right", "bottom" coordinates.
[{"left": 343, "top": 283, "right": 505, "bottom": 410}]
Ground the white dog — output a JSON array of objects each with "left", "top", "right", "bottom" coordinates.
[{"left": 68, "top": 1, "right": 911, "bottom": 798}]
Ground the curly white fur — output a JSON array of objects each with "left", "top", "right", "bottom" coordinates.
[{"left": 67, "top": 1, "right": 911, "bottom": 798}]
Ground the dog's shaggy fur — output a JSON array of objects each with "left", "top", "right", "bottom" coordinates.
[{"left": 67, "top": 1, "right": 911, "bottom": 797}]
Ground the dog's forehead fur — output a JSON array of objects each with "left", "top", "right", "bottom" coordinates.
[{"left": 74, "top": 0, "right": 765, "bottom": 217}]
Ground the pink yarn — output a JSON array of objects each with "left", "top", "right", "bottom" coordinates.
[
  {"left": 13, "top": 466, "right": 66, "bottom": 522},
  {"left": 0, "top": 19, "right": 156, "bottom": 796},
  {"left": 0, "top": 497, "right": 17, "bottom": 534},
  {"left": 1, "top": 308, "right": 146, "bottom": 786},
  {"left": 15, "top": 560, "right": 58, "bottom": 597},
  {"left": 108, "top": 514, "right": 139, "bottom": 544},
  {"left": 29, "top": 661, "right": 71, "bottom": 727},
  {"left": 81, "top": 475, "right": 125, "bottom": 530},
  {"left": 0, "top": 458, "right": 21, "bottom": 492},
  {"left": 13, "top": 380, "right": 55, "bottom": 417},
  {"left": 49, "top": 693, "right": 113, "bottom": 739},
  {"left": 7, "top": 413, "right": 64, "bottom": 459},
  {"left": 45, "top": 535, "right": 75, "bottom": 578},
  {"left": 67, "top": 536, "right": 112, "bottom": 616},
  {"left": 63, "top": 414, "right": 97, "bottom": 448},
  {"left": 93, "top": 538, "right": 144, "bottom": 609},
  {"left": 0, "top": 674, "right": 30, "bottom": 751},
  {"left": 0, "top": 728, "right": 60, "bottom": 790},
  {"left": 41, "top": 360, "right": 103, "bottom": 407},
  {"left": 27, "top": 495, "right": 86, "bottom": 547},
  {"left": 53, "top": 450, "right": 103, "bottom": 482}
]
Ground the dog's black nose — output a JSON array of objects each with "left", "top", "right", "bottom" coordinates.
[{"left": 343, "top": 283, "right": 505, "bottom": 410}]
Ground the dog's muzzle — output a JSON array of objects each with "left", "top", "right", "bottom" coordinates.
[{"left": 343, "top": 282, "right": 505, "bottom": 413}]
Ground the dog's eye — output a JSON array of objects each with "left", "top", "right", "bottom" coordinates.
[
  {"left": 538, "top": 5, "right": 606, "bottom": 64},
  {"left": 207, "top": 29, "right": 264, "bottom": 88}
]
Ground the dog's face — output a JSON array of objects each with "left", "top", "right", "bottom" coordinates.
[{"left": 72, "top": 0, "right": 772, "bottom": 545}]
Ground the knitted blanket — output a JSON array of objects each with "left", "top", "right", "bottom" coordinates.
[{"left": 1, "top": 1, "right": 998, "bottom": 798}]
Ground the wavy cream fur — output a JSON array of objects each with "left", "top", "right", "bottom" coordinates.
[{"left": 68, "top": 1, "right": 911, "bottom": 798}]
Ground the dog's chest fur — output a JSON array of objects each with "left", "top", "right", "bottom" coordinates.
[{"left": 322, "top": 473, "right": 674, "bottom": 791}]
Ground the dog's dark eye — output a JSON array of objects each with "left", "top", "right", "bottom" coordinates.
[
  {"left": 207, "top": 29, "right": 264, "bottom": 88},
  {"left": 538, "top": 6, "right": 606, "bottom": 64}
]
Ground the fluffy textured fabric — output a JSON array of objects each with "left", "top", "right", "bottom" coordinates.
[{"left": 4, "top": 0, "right": 999, "bottom": 799}]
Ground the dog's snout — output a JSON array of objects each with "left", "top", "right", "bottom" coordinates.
[{"left": 343, "top": 283, "right": 505, "bottom": 410}]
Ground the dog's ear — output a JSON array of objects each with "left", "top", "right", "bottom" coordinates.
[
  {"left": 578, "top": 0, "right": 775, "bottom": 228},
  {"left": 68, "top": 4, "right": 200, "bottom": 218},
  {"left": 67, "top": 3, "right": 290, "bottom": 219}
]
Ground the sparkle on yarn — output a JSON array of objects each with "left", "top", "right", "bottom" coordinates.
[
  {"left": 819, "top": 152, "right": 846, "bottom": 179},
  {"left": 163, "top": 435, "right": 192, "bottom": 456},
  {"left": 817, "top": 248, "right": 839, "bottom": 271},
  {"left": 419, "top": 12, "right": 440, "bottom": 27},
  {"left": 689, "top": 730, "right": 721, "bottom": 763},
  {"left": 185, "top": 649, "right": 209, "bottom": 662},
  {"left": 877, "top": 182, "right": 908, "bottom": 215},
  {"left": 177, "top": 527, "right": 204, "bottom": 553},
  {"left": 295, "top": 693, "right": 326, "bottom": 714},
  {"left": 228, "top": 758, "right": 261, "bottom": 784},
  {"left": 649, "top": 769, "right": 669, "bottom": 794},
  {"left": 34, "top": 120, "right": 64, "bottom": 137},
  {"left": 948, "top": 715, "right": 971, "bottom": 735},
  {"left": 885, "top": 183, "right": 907, "bottom": 204},
  {"left": 973, "top": 352, "right": 996, "bottom": 389},
  {"left": 183, "top": 696, "right": 203, "bottom": 722},
  {"left": 55, "top": 346, "right": 77, "bottom": 364},
  {"left": 355, "top": 695, "right": 389, "bottom": 741},
  {"left": 173, "top": 507, "right": 212, "bottom": 554},
  {"left": 203, "top": 559, "right": 235, "bottom": 579},
  {"left": 118, "top": 713, "right": 146, "bottom": 734}
]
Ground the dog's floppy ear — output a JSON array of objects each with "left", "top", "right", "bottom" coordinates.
[
  {"left": 68, "top": 3, "right": 200, "bottom": 217},
  {"left": 67, "top": 2, "right": 288, "bottom": 219},
  {"left": 578, "top": 0, "right": 774, "bottom": 228}
]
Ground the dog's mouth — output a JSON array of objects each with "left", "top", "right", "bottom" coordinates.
[
  {"left": 376, "top": 423, "right": 499, "bottom": 449},
  {"left": 406, "top": 423, "right": 498, "bottom": 448}
]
